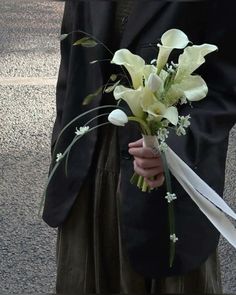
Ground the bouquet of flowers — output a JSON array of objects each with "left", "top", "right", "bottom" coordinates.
[
  {"left": 108, "top": 29, "right": 215, "bottom": 192},
  {"left": 42, "top": 29, "right": 236, "bottom": 267}
]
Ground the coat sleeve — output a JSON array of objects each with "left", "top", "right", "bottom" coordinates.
[{"left": 50, "top": 0, "right": 76, "bottom": 155}]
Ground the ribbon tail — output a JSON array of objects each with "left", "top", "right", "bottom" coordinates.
[
  {"left": 165, "top": 147, "right": 236, "bottom": 220},
  {"left": 165, "top": 147, "right": 236, "bottom": 248}
]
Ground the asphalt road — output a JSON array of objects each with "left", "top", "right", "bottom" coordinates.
[
  {"left": 0, "top": 0, "right": 236, "bottom": 293},
  {"left": 0, "top": 0, "right": 63, "bottom": 293}
]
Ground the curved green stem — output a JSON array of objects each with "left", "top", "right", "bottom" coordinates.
[
  {"left": 64, "top": 29, "right": 114, "bottom": 56},
  {"left": 65, "top": 113, "right": 110, "bottom": 177},
  {"left": 63, "top": 30, "right": 132, "bottom": 88},
  {"left": 160, "top": 150, "right": 176, "bottom": 268},
  {"left": 39, "top": 121, "right": 111, "bottom": 218},
  {"left": 52, "top": 105, "right": 120, "bottom": 161}
]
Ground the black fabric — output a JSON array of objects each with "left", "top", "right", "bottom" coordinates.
[
  {"left": 43, "top": 0, "right": 236, "bottom": 277},
  {"left": 56, "top": 126, "right": 222, "bottom": 294},
  {"left": 114, "top": 0, "right": 134, "bottom": 36}
]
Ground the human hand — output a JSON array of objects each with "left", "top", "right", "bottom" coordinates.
[{"left": 128, "top": 138, "right": 165, "bottom": 189}]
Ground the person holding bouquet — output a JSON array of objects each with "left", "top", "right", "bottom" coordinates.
[{"left": 42, "top": 0, "right": 236, "bottom": 293}]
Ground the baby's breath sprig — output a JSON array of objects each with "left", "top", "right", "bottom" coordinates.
[{"left": 175, "top": 115, "right": 191, "bottom": 136}]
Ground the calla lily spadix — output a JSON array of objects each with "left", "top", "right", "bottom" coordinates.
[{"left": 156, "top": 29, "right": 189, "bottom": 73}]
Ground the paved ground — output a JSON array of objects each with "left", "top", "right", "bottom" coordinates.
[
  {"left": 0, "top": 1, "right": 62, "bottom": 293},
  {"left": 0, "top": 0, "right": 236, "bottom": 293}
]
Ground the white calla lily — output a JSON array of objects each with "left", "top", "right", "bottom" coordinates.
[
  {"left": 156, "top": 29, "right": 189, "bottom": 73},
  {"left": 111, "top": 49, "right": 146, "bottom": 89},
  {"left": 161, "top": 29, "right": 189, "bottom": 49},
  {"left": 140, "top": 89, "right": 179, "bottom": 125},
  {"left": 178, "top": 75, "right": 208, "bottom": 101},
  {"left": 108, "top": 109, "right": 129, "bottom": 126},
  {"left": 163, "top": 106, "right": 179, "bottom": 125},
  {"left": 113, "top": 85, "right": 145, "bottom": 118},
  {"left": 166, "top": 75, "right": 208, "bottom": 104},
  {"left": 175, "top": 44, "right": 218, "bottom": 81},
  {"left": 147, "top": 73, "right": 163, "bottom": 93},
  {"left": 142, "top": 64, "right": 157, "bottom": 81}
]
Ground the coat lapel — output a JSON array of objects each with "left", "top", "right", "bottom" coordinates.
[{"left": 120, "top": 2, "right": 168, "bottom": 48}]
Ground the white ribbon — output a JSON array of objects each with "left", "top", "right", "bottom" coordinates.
[{"left": 142, "top": 135, "right": 236, "bottom": 249}]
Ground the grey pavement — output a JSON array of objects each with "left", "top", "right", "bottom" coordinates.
[
  {"left": 0, "top": 0, "right": 63, "bottom": 293},
  {"left": 0, "top": 0, "right": 236, "bottom": 293}
]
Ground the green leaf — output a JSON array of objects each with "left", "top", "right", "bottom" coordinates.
[
  {"left": 73, "top": 37, "right": 98, "bottom": 48},
  {"left": 104, "top": 80, "right": 121, "bottom": 93},
  {"left": 60, "top": 34, "right": 69, "bottom": 41},
  {"left": 82, "top": 86, "right": 103, "bottom": 105}
]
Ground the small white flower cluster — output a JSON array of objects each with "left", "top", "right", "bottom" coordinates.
[
  {"left": 157, "top": 128, "right": 169, "bottom": 141},
  {"left": 165, "top": 192, "right": 177, "bottom": 203},
  {"left": 175, "top": 115, "right": 191, "bottom": 136},
  {"left": 75, "top": 126, "right": 90, "bottom": 136},
  {"left": 161, "top": 120, "right": 169, "bottom": 128},
  {"left": 157, "top": 127, "right": 169, "bottom": 152},
  {"left": 170, "top": 234, "right": 179, "bottom": 243},
  {"left": 56, "top": 153, "right": 63, "bottom": 163},
  {"left": 159, "top": 141, "right": 168, "bottom": 152}
]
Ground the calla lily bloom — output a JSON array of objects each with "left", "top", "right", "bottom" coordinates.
[
  {"left": 165, "top": 43, "right": 217, "bottom": 104},
  {"left": 140, "top": 88, "right": 179, "bottom": 125},
  {"left": 147, "top": 73, "right": 164, "bottom": 93},
  {"left": 111, "top": 49, "right": 145, "bottom": 89},
  {"left": 175, "top": 44, "right": 218, "bottom": 82},
  {"left": 111, "top": 49, "right": 156, "bottom": 89},
  {"left": 166, "top": 75, "right": 208, "bottom": 104},
  {"left": 113, "top": 85, "right": 145, "bottom": 118},
  {"left": 108, "top": 109, "right": 128, "bottom": 126},
  {"left": 156, "top": 29, "right": 189, "bottom": 73}
]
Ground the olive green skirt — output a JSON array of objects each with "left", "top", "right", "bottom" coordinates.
[{"left": 56, "top": 126, "right": 222, "bottom": 294}]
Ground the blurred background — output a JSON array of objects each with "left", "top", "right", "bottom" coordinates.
[{"left": 0, "top": 0, "right": 235, "bottom": 293}]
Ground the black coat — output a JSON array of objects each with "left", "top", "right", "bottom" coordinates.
[{"left": 43, "top": 0, "right": 236, "bottom": 277}]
